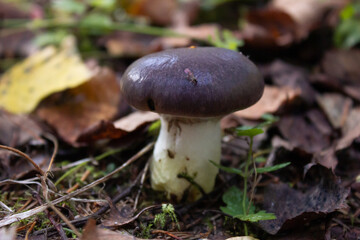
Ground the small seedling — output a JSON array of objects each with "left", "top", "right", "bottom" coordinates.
[{"left": 211, "top": 114, "right": 289, "bottom": 235}]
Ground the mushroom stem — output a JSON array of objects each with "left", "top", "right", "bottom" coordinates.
[{"left": 150, "top": 114, "right": 221, "bottom": 201}]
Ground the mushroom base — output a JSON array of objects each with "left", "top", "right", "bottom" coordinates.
[{"left": 150, "top": 115, "right": 221, "bottom": 201}]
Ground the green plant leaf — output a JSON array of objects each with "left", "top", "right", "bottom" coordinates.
[
  {"left": 256, "top": 162, "right": 291, "bottom": 174},
  {"left": 220, "top": 186, "right": 254, "bottom": 216},
  {"left": 234, "top": 211, "right": 276, "bottom": 222},
  {"left": 210, "top": 160, "right": 245, "bottom": 177},
  {"left": 89, "top": 0, "right": 116, "bottom": 11},
  {"left": 208, "top": 29, "right": 243, "bottom": 50},
  {"left": 79, "top": 13, "right": 113, "bottom": 33},
  {"left": 148, "top": 120, "right": 161, "bottom": 136},
  {"left": 334, "top": 2, "right": 360, "bottom": 49},
  {"left": 53, "top": 0, "right": 86, "bottom": 14},
  {"left": 33, "top": 30, "right": 69, "bottom": 47},
  {"left": 221, "top": 186, "right": 276, "bottom": 222},
  {"left": 236, "top": 126, "right": 264, "bottom": 137}
]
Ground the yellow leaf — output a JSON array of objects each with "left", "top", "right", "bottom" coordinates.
[{"left": 0, "top": 37, "right": 93, "bottom": 114}]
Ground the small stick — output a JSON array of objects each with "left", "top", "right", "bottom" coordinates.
[
  {"left": 0, "top": 142, "right": 154, "bottom": 227},
  {"left": 16, "top": 198, "right": 32, "bottom": 213},
  {"left": 66, "top": 169, "right": 91, "bottom": 193},
  {"left": 0, "top": 200, "right": 13, "bottom": 213},
  {"left": 133, "top": 160, "right": 150, "bottom": 210},
  {"left": 24, "top": 220, "right": 37, "bottom": 240},
  {"left": 152, "top": 229, "right": 184, "bottom": 240},
  {"left": 0, "top": 145, "right": 44, "bottom": 175}
]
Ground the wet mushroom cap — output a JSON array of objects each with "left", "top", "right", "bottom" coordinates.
[{"left": 120, "top": 47, "right": 264, "bottom": 118}]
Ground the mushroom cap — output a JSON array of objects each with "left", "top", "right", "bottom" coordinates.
[{"left": 120, "top": 47, "right": 264, "bottom": 117}]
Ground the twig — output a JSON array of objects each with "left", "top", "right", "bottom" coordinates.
[
  {"left": 43, "top": 133, "right": 58, "bottom": 178},
  {"left": 152, "top": 229, "right": 184, "bottom": 240},
  {"left": 47, "top": 202, "right": 80, "bottom": 238},
  {"left": 66, "top": 169, "right": 91, "bottom": 193},
  {"left": 133, "top": 160, "right": 150, "bottom": 210},
  {"left": 32, "top": 170, "right": 144, "bottom": 236},
  {"left": 24, "top": 221, "right": 36, "bottom": 240},
  {"left": 0, "top": 142, "right": 154, "bottom": 227},
  {"left": 35, "top": 193, "right": 68, "bottom": 240},
  {"left": 16, "top": 198, "right": 32, "bottom": 213},
  {"left": 0, "top": 145, "right": 44, "bottom": 175},
  {"left": 0, "top": 201, "right": 13, "bottom": 213}
]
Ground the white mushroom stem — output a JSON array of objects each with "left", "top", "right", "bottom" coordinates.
[{"left": 150, "top": 114, "right": 221, "bottom": 201}]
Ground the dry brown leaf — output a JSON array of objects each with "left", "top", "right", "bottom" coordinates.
[
  {"left": 232, "top": 86, "right": 300, "bottom": 120},
  {"left": 242, "top": 8, "right": 298, "bottom": 48},
  {"left": 114, "top": 111, "right": 159, "bottom": 132},
  {"left": 100, "top": 32, "right": 161, "bottom": 57},
  {"left": 337, "top": 107, "right": 360, "bottom": 151},
  {"left": 0, "top": 110, "right": 43, "bottom": 146},
  {"left": 36, "top": 67, "right": 120, "bottom": 146},
  {"left": 77, "top": 111, "right": 159, "bottom": 143},
  {"left": 277, "top": 109, "right": 332, "bottom": 153},
  {"left": 259, "top": 165, "right": 349, "bottom": 235},
  {"left": 317, "top": 93, "right": 352, "bottom": 129},
  {"left": 271, "top": 0, "right": 343, "bottom": 38},
  {"left": 263, "top": 60, "right": 316, "bottom": 104},
  {"left": 82, "top": 219, "right": 151, "bottom": 240},
  {"left": 321, "top": 50, "right": 360, "bottom": 101},
  {"left": 125, "top": 0, "right": 198, "bottom": 26}
]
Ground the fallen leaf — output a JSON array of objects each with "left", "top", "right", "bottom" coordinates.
[
  {"left": 82, "top": 218, "right": 151, "bottom": 240},
  {"left": 99, "top": 31, "right": 161, "bottom": 57},
  {"left": 0, "top": 37, "right": 93, "bottom": 114},
  {"left": 0, "top": 110, "right": 43, "bottom": 146},
  {"left": 125, "top": 0, "right": 198, "bottom": 26},
  {"left": 277, "top": 109, "right": 333, "bottom": 153},
  {"left": 242, "top": 0, "right": 342, "bottom": 48},
  {"left": 114, "top": 111, "right": 159, "bottom": 132},
  {"left": 321, "top": 49, "right": 360, "bottom": 101},
  {"left": 232, "top": 86, "right": 300, "bottom": 120},
  {"left": 160, "top": 24, "right": 219, "bottom": 49},
  {"left": 317, "top": 93, "right": 352, "bottom": 129},
  {"left": 242, "top": 8, "right": 298, "bottom": 48},
  {"left": 263, "top": 60, "right": 316, "bottom": 104},
  {"left": 77, "top": 111, "right": 159, "bottom": 143},
  {"left": 336, "top": 107, "right": 360, "bottom": 150},
  {"left": 259, "top": 165, "right": 349, "bottom": 235},
  {"left": 36, "top": 67, "right": 120, "bottom": 146},
  {"left": 271, "top": 0, "right": 342, "bottom": 38},
  {"left": 312, "top": 148, "right": 338, "bottom": 170}
]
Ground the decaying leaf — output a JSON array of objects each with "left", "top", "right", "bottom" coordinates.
[
  {"left": 82, "top": 219, "right": 150, "bottom": 240},
  {"left": 77, "top": 111, "right": 159, "bottom": 144},
  {"left": 336, "top": 107, "right": 360, "bottom": 150},
  {"left": 277, "top": 109, "right": 333, "bottom": 153},
  {"left": 317, "top": 93, "right": 352, "bottom": 129},
  {"left": 321, "top": 49, "right": 360, "bottom": 101},
  {"left": 263, "top": 60, "right": 316, "bottom": 104},
  {"left": 0, "top": 109, "right": 43, "bottom": 146},
  {"left": 36, "top": 67, "right": 119, "bottom": 146},
  {"left": 259, "top": 165, "right": 349, "bottom": 235},
  {"left": 242, "top": 0, "right": 343, "bottom": 48},
  {"left": 232, "top": 86, "right": 300, "bottom": 120},
  {"left": 100, "top": 31, "right": 161, "bottom": 57},
  {"left": 0, "top": 37, "right": 93, "bottom": 114},
  {"left": 242, "top": 8, "right": 298, "bottom": 48},
  {"left": 125, "top": 0, "right": 198, "bottom": 26},
  {"left": 271, "top": 0, "right": 342, "bottom": 38}
]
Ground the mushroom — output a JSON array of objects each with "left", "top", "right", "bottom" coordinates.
[{"left": 120, "top": 47, "right": 264, "bottom": 201}]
